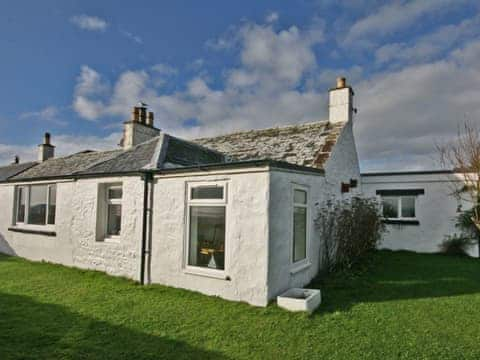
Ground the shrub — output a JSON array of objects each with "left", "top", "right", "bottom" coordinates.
[
  {"left": 315, "top": 197, "right": 385, "bottom": 273},
  {"left": 439, "top": 234, "right": 475, "bottom": 256}
]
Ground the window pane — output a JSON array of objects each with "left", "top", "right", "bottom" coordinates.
[
  {"left": 16, "top": 187, "right": 25, "bottom": 223},
  {"left": 401, "top": 196, "right": 415, "bottom": 218},
  {"left": 107, "top": 204, "right": 122, "bottom": 236},
  {"left": 28, "top": 185, "right": 47, "bottom": 225},
  {"left": 382, "top": 197, "right": 398, "bottom": 218},
  {"left": 189, "top": 206, "right": 225, "bottom": 270},
  {"left": 48, "top": 185, "right": 56, "bottom": 225},
  {"left": 191, "top": 186, "right": 223, "bottom": 200},
  {"left": 294, "top": 189, "right": 307, "bottom": 204},
  {"left": 108, "top": 187, "right": 122, "bottom": 199},
  {"left": 293, "top": 206, "right": 307, "bottom": 262}
]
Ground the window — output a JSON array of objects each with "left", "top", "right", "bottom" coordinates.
[
  {"left": 14, "top": 184, "right": 57, "bottom": 226},
  {"left": 293, "top": 188, "right": 308, "bottom": 263},
  {"left": 381, "top": 196, "right": 416, "bottom": 219},
  {"left": 187, "top": 183, "right": 226, "bottom": 271},
  {"left": 106, "top": 185, "right": 122, "bottom": 237}
]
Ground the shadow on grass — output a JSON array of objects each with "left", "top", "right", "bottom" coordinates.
[
  {"left": 0, "top": 292, "right": 230, "bottom": 360},
  {"left": 309, "top": 250, "right": 480, "bottom": 315}
]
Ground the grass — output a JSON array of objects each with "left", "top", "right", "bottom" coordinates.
[{"left": 0, "top": 251, "right": 480, "bottom": 359}]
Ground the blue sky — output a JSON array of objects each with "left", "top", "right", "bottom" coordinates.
[{"left": 1, "top": 0, "right": 479, "bottom": 170}]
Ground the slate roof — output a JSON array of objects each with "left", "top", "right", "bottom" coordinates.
[
  {"left": 194, "top": 120, "right": 346, "bottom": 169},
  {"left": 0, "top": 162, "right": 37, "bottom": 181},
  {"left": 7, "top": 135, "right": 226, "bottom": 181}
]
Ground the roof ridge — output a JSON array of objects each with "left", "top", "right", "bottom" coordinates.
[{"left": 194, "top": 120, "right": 329, "bottom": 140}]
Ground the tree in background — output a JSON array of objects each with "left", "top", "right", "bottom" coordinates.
[{"left": 437, "top": 121, "right": 480, "bottom": 257}]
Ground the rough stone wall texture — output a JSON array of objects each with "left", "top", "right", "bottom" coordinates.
[
  {"left": 323, "top": 120, "right": 361, "bottom": 199},
  {"left": 267, "top": 170, "right": 326, "bottom": 300},
  {"left": 149, "top": 170, "right": 270, "bottom": 306},
  {"left": 69, "top": 176, "right": 144, "bottom": 279},
  {"left": 0, "top": 177, "right": 144, "bottom": 279},
  {"left": 362, "top": 173, "right": 479, "bottom": 257}
]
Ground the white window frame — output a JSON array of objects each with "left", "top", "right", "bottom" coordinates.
[
  {"left": 381, "top": 195, "right": 417, "bottom": 220},
  {"left": 291, "top": 185, "right": 311, "bottom": 270},
  {"left": 13, "top": 183, "right": 56, "bottom": 231},
  {"left": 184, "top": 181, "right": 228, "bottom": 279},
  {"left": 103, "top": 184, "right": 123, "bottom": 241}
]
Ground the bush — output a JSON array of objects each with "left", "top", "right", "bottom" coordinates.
[
  {"left": 315, "top": 197, "right": 385, "bottom": 273},
  {"left": 439, "top": 234, "right": 475, "bottom": 256}
]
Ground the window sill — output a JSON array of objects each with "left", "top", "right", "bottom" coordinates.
[
  {"left": 382, "top": 219, "right": 420, "bottom": 225},
  {"left": 184, "top": 267, "right": 230, "bottom": 280},
  {"left": 290, "top": 261, "right": 312, "bottom": 275},
  {"left": 102, "top": 236, "right": 121, "bottom": 244},
  {"left": 8, "top": 227, "right": 56, "bottom": 237}
]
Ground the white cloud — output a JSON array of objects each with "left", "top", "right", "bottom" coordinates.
[
  {"left": 375, "top": 14, "right": 480, "bottom": 66},
  {"left": 120, "top": 29, "right": 143, "bottom": 44},
  {"left": 343, "top": 0, "right": 470, "bottom": 47},
  {"left": 72, "top": 20, "right": 327, "bottom": 135},
  {"left": 19, "top": 106, "right": 66, "bottom": 126},
  {"left": 265, "top": 12, "right": 279, "bottom": 23},
  {"left": 70, "top": 14, "right": 108, "bottom": 32},
  {"left": 356, "top": 39, "right": 480, "bottom": 171}
]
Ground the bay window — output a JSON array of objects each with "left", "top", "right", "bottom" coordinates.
[
  {"left": 14, "top": 184, "right": 57, "bottom": 227},
  {"left": 187, "top": 183, "right": 226, "bottom": 271}
]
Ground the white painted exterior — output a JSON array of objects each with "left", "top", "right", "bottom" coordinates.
[
  {"left": 0, "top": 176, "right": 144, "bottom": 279},
  {"left": 324, "top": 119, "right": 361, "bottom": 198},
  {"left": 362, "top": 172, "right": 479, "bottom": 257}
]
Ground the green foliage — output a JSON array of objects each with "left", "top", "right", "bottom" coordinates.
[
  {"left": 439, "top": 234, "right": 475, "bottom": 256},
  {"left": 315, "top": 197, "right": 385, "bottom": 273},
  {"left": 2, "top": 251, "right": 480, "bottom": 359}
]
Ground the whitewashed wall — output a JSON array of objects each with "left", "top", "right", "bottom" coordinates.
[
  {"left": 362, "top": 172, "right": 479, "bottom": 257},
  {"left": 267, "top": 170, "right": 325, "bottom": 300},
  {"left": 0, "top": 176, "right": 144, "bottom": 279},
  {"left": 149, "top": 168, "right": 270, "bottom": 306},
  {"left": 324, "top": 120, "right": 361, "bottom": 199}
]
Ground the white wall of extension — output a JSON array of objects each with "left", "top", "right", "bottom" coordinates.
[{"left": 362, "top": 172, "right": 479, "bottom": 258}]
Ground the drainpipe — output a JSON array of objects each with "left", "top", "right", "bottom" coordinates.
[{"left": 140, "top": 171, "right": 153, "bottom": 285}]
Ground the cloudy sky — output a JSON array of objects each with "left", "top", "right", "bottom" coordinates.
[{"left": 1, "top": 0, "right": 479, "bottom": 171}]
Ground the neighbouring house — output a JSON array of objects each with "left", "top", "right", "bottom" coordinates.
[
  {"left": 0, "top": 77, "right": 475, "bottom": 307},
  {"left": 361, "top": 170, "right": 479, "bottom": 257}
]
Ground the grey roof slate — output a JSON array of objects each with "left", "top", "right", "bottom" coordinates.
[
  {"left": 0, "top": 162, "right": 38, "bottom": 181},
  {"left": 8, "top": 134, "right": 227, "bottom": 181},
  {"left": 194, "top": 120, "right": 345, "bottom": 169}
]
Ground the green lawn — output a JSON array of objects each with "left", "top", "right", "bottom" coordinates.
[{"left": 0, "top": 251, "right": 479, "bottom": 359}]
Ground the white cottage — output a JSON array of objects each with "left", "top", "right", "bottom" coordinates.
[
  {"left": 0, "top": 78, "right": 360, "bottom": 306},
  {"left": 2, "top": 77, "right": 473, "bottom": 306}
]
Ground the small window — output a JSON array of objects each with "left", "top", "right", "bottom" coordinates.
[
  {"left": 14, "top": 184, "right": 57, "bottom": 226},
  {"left": 293, "top": 189, "right": 308, "bottom": 263},
  {"left": 382, "top": 196, "right": 416, "bottom": 219},
  {"left": 187, "top": 183, "right": 226, "bottom": 271},
  {"left": 106, "top": 185, "right": 122, "bottom": 237}
]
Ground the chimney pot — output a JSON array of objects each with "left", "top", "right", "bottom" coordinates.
[
  {"left": 12, "top": 155, "right": 19, "bottom": 164},
  {"left": 44, "top": 132, "right": 51, "bottom": 145},
  {"left": 147, "top": 112, "right": 154, "bottom": 126},
  {"left": 140, "top": 107, "right": 147, "bottom": 124},
  {"left": 336, "top": 77, "right": 346, "bottom": 89}
]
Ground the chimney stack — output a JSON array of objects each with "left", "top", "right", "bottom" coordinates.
[
  {"left": 121, "top": 103, "right": 160, "bottom": 150},
  {"left": 38, "top": 132, "right": 55, "bottom": 162},
  {"left": 12, "top": 155, "right": 19, "bottom": 165},
  {"left": 329, "top": 77, "right": 354, "bottom": 124}
]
